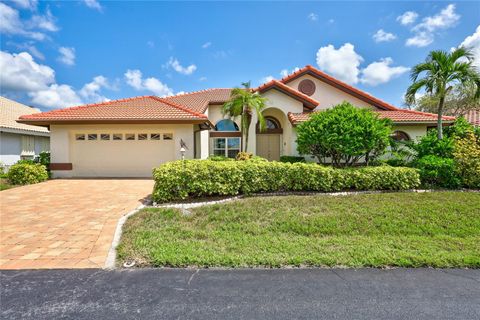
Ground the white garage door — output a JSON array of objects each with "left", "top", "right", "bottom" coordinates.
[{"left": 71, "top": 132, "right": 175, "bottom": 177}]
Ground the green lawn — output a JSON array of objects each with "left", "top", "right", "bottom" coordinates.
[
  {"left": 0, "top": 179, "right": 14, "bottom": 191},
  {"left": 117, "top": 191, "right": 480, "bottom": 268}
]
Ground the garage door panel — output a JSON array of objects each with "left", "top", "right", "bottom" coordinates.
[{"left": 72, "top": 139, "right": 174, "bottom": 177}]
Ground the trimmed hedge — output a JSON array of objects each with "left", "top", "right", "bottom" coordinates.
[
  {"left": 7, "top": 163, "right": 48, "bottom": 185},
  {"left": 152, "top": 160, "right": 420, "bottom": 203}
]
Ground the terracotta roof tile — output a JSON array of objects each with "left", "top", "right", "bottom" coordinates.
[
  {"left": 18, "top": 96, "right": 209, "bottom": 124},
  {"left": 163, "top": 88, "right": 232, "bottom": 113},
  {"left": 287, "top": 109, "right": 455, "bottom": 125},
  {"left": 255, "top": 80, "right": 319, "bottom": 109}
]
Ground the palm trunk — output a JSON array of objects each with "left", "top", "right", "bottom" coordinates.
[{"left": 437, "top": 95, "right": 445, "bottom": 140}]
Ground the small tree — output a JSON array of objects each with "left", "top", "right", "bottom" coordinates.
[
  {"left": 296, "top": 102, "right": 392, "bottom": 167},
  {"left": 222, "top": 82, "right": 267, "bottom": 152},
  {"left": 405, "top": 47, "right": 480, "bottom": 140}
]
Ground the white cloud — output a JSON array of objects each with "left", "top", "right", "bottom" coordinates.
[
  {"left": 328, "top": 19, "right": 335, "bottom": 24},
  {"left": 83, "top": 0, "right": 103, "bottom": 11},
  {"left": 280, "top": 67, "right": 300, "bottom": 78},
  {"left": 261, "top": 75, "right": 275, "bottom": 83},
  {"left": 316, "top": 43, "right": 363, "bottom": 84},
  {"left": 406, "top": 4, "right": 460, "bottom": 47},
  {"left": 307, "top": 13, "right": 318, "bottom": 21},
  {"left": 199, "top": 76, "right": 207, "bottom": 81},
  {"left": 8, "top": 41, "right": 45, "bottom": 60},
  {"left": 406, "top": 31, "right": 433, "bottom": 47},
  {"left": 166, "top": 57, "right": 197, "bottom": 75},
  {"left": 57, "top": 47, "right": 76, "bottom": 66},
  {"left": 29, "top": 84, "right": 82, "bottom": 109},
  {"left": 397, "top": 11, "right": 418, "bottom": 25},
  {"left": 9, "top": 0, "right": 38, "bottom": 10},
  {"left": 79, "top": 75, "right": 111, "bottom": 102},
  {"left": 202, "top": 42, "right": 211, "bottom": 49},
  {"left": 360, "top": 58, "right": 409, "bottom": 86},
  {"left": 28, "top": 9, "right": 58, "bottom": 32},
  {"left": 124, "top": 69, "right": 173, "bottom": 97},
  {"left": 0, "top": 3, "right": 45, "bottom": 40},
  {"left": 147, "top": 40, "right": 154, "bottom": 48},
  {"left": 0, "top": 51, "right": 55, "bottom": 92},
  {"left": 373, "top": 29, "right": 397, "bottom": 42},
  {"left": 459, "top": 25, "right": 480, "bottom": 68},
  {"left": 213, "top": 50, "right": 228, "bottom": 59}
]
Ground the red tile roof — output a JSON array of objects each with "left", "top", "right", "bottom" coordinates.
[
  {"left": 163, "top": 88, "right": 232, "bottom": 114},
  {"left": 278, "top": 65, "right": 398, "bottom": 111},
  {"left": 463, "top": 109, "right": 480, "bottom": 126},
  {"left": 18, "top": 96, "right": 209, "bottom": 125},
  {"left": 287, "top": 109, "right": 455, "bottom": 125},
  {"left": 255, "top": 80, "right": 320, "bottom": 109}
]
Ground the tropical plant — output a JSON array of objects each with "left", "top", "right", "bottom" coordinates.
[
  {"left": 453, "top": 131, "right": 480, "bottom": 188},
  {"left": 405, "top": 47, "right": 480, "bottom": 139},
  {"left": 296, "top": 102, "right": 392, "bottom": 167},
  {"left": 222, "top": 82, "right": 267, "bottom": 152}
]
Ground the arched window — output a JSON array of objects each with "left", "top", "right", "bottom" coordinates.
[
  {"left": 391, "top": 131, "right": 410, "bottom": 141},
  {"left": 215, "top": 119, "right": 239, "bottom": 131},
  {"left": 265, "top": 117, "right": 281, "bottom": 129}
]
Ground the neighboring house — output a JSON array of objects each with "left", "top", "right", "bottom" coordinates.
[
  {"left": 1, "top": 96, "right": 50, "bottom": 169},
  {"left": 17, "top": 65, "right": 455, "bottom": 178},
  {"left": 463, "top": 109, "right": 479, "bottom": 127}
]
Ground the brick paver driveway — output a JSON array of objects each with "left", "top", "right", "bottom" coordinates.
[{"left": 0, "top": 179, "right": 153, "bottom": 270}]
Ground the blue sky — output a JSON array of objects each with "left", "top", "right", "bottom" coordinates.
[{"left": 1, "top": 1, "right": 479, "bottom": 110}]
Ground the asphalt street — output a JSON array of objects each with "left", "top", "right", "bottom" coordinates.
[{"left": 1, "top": 268, "right": 479, "bottom": 319}]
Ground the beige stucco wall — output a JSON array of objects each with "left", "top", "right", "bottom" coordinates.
[
  {"left": 50, "top": 124, "right": 194, "bottom": 178},
  {"left": 391, "top": 124, "right": 427, "bottom": 141},
  {"left": 286, "top": 74, "right": 375, "bottom": 110}
]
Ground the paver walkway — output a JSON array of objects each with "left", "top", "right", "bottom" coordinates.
[{"left": 0, "top": 179, "right": 153, "bottom": 269}]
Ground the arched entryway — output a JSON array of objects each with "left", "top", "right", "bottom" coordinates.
[{"left": 256, "top": 115, "right": 283, "bottom": 161}]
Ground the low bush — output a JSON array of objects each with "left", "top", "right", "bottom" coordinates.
[
  {"left": 152, "top": 160, "right": 420, "bottom": 202},
  {"left": 414, "top": 155, "right": 460, "bottom": 188},
  {"left": 453, "top": 132, "right": 480, "bottom": 188},
  {"left": 279, "top": 156, "right": 306, "bottom": 163},
  {"left": 207, "top": 155, "right": 234, "bottom": 161},
  {"left": 235, "top": 152, "right": 252, "bottom": 161},
  {"left": 7, "top": 163, "right": 48, "bottom": 185}
]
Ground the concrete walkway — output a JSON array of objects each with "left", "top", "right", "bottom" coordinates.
[
  {"left": 0, "top": 179, "right": 153, "bottom": 269},
  {"left": 1, "top": 268, "right": 479, "bottom": 319}
]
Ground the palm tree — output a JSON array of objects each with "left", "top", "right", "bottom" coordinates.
[
  {"left": 222, "top": 81, "right": 267, "bottom": 152},
  {"left": 405, "top": 47, "right": 480, "bottom": 139}
]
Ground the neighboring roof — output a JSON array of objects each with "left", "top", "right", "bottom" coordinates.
[
  {"left": 463, "top": 109, "right": 480, "bottom": 126},
  {"left": 287, "top": 109, "right": 456, "bottom": 125},
  {"left": 255, "top": 80, "right": 319, "bottom": 110},
  {"left": 17, "top": 96, "right": 210, "bottom": 126},
  {"left": 0, "top": 96, "right": 49, "bottom": 135},
  {"left": 163, "top": 88, "right": 232, "bottom": 114},
  {"left": 278, "top": 65, "right": 398, "bottom": 111}
]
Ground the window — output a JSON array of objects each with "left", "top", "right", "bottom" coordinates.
[
  {"left": 88, "top": 134, "right": 98, "bottom": 140},
  {"left": 391, "top": 131, "right": 410, "bottom": 142},
  {"left": 100, "top": 134, "right": 110, "bottom": 140},
  {"left": 163, "top": 133, "right": 173, "bottom": 140},
  {"left": 112, "top": 134, "right": 123, "bottom": 140},
  {"left": 213, "top": 137, "right": 240, "bottom": 158},
  {"left": 215, "top": 119, "right": 239, "bottom": 131},
  {"left": 125, "top": 134, "right": 135, "bottom": 140},
  {"left": 150, "top": 133, "right": 161, "bottom": 140},
  {"left": 265, "top": 117, "right": 280, "bottom": 129},
  {"left": 75, "top": 134, "right": 85, "bottom": 141},
  {"left": 138, "top": 133, "right": 148, "bottom": 140},
  {"left": 21, "top": 136, "right": 35, "bottom": 156}
]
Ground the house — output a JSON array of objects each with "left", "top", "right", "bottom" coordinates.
[
  {"left": 17, "top": 65, "right": 455, "bottom": 178},
  {"left": 1, "top": 96, "right": 50, "bottom": 169},
  {"left": 463, "top": 109, "right": 479, "bottom": 127}
]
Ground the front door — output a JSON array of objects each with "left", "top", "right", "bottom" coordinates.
[{"left": 256, "top": 134, "right": 281, "bottom": 161}]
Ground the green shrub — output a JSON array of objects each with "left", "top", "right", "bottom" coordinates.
[
  {"left": 412, "top": 130, "right": 455, "bottom": 159},
  {"left": 414, "top": 155, "right": 460, "bottom": 188},
  {"left": 207, "top": 155, "right": 234, "bottom": 161},
  {"left": 152, "top": 160, "right": 420, "bottom": 202},
  {"left": 7, "top": 163, "right": 48, "bottom": 185},
  {"left": 296, "top": 102, "right": 392, "bottom": 166},
  {"left": 453, "top": 132, "right": 480, "bottom": 188},
  {"left": 279, "top": 156, "right": 306, "bottom": 163},
  {"left": 235, "top": 152, "right": 253, "bottom": 161},
  {"left": 16, "top": 159, "right": 36, "bottom": 165}
]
